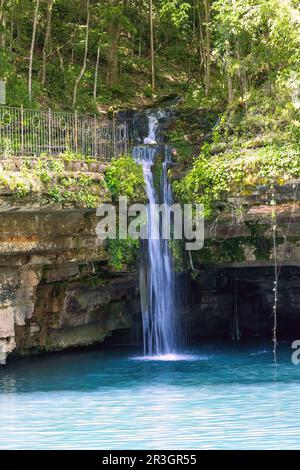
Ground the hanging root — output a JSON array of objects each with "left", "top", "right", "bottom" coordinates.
[
  {"left": 271, "top": 181, "right": 299, "bottom": 365},
  {"left": 189, "top": 250, "right": 196, "bottom": 272},
  {"left": 271, "top": 184, "right": 278, "bottom": 366}
]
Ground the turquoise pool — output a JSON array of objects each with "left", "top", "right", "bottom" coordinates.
[{"left": 0, "top": 342, "right": 299, "bottom": 449}]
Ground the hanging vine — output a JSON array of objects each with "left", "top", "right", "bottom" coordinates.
[
  {"left": 270, "top": 180, "right": 299, "bottom": 366},
  {"left": 270, "top": 183, "right": 278, "bottom": 365}
]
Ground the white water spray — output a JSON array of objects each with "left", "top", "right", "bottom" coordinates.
[{"left": 133, "top": 112, "right": 180, "bottom": 356}]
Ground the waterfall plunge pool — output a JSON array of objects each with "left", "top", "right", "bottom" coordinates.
[{"left": 1, "top": 342, "right": 300, "bottom": 449}]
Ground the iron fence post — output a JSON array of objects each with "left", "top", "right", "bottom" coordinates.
[
  {"left": 125, "top": 123, "right": 128, "bottom": 155},
  {"left": 48, "top": 108, "right": 52, "bottom": 155},
  {"left": 113, "top": 115, "right": 116, "bottom": 159},
  {"left": 95, "top": 115, "right": 98, "bottom": 159},
  {"left": 21, "top": 105, "right": 24, "bottom": 157},
  {"left": 74, "top": 110, "right": 78, "bottom": 154}
]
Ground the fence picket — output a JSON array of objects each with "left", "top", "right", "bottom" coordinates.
[{"left": 0, "top": 105, "right": 127, "bottom": 160}]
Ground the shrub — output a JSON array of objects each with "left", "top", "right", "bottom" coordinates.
[{"left": 105, "top": 155, "right": 146, "bottom": 201}]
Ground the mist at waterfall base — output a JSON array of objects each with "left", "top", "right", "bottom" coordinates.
[{"left": 132, "top": 112, "right": 182, "bottom": 359}]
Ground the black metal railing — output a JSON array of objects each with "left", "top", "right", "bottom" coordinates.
[{"left": 0, "top": 106, "right": 128, "bottom": 160}]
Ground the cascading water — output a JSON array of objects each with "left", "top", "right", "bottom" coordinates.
[{"left": 133, "top": 112, "right": 180, "bottom": 357}]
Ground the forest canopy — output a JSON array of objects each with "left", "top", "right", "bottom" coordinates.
[{"left": 0, "top": 0, "right": 299, "bottom": 113}]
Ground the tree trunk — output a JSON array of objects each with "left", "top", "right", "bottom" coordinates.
[
  {"left": 93, "top": 42, "right": 100, "bottom": 100},
  {"left": 203, "top": 0, "right": 211, "bottom": 96},
  {"left": 9, "top": 10, "right": 14, "bottom": 53},
  {"left": 192, "top": 0, "right": 196, "bottom": 34},
  {"left": 57, "top": 46, "right": 65, "bottom": 86},
  {"left": 236, "top": 47, "right": 247, "bottom": 109},
  {"left": 149, "top": 0, "right": 155, "bottom": 91},
  {"left": 106, "top": 0, "right": 121, "bottom": 87},
  {"left": 28, "top": 0, "right": 40, "bottom": 101},
  {"left": 226, "top": 41, "right": 234, "bottom": 104},
  {"left": 196, "top": 1, "right": 205, "bottom": 86},
  {"left": 73, "top": 0, "right": 90, "bottom": 108},
  {"left": 138, "top": 35, "right": 142, "bottom": 60},
  {"left": 227, "top": 70, "right": 234, "bottom": 104},
  {"left": 0, "top": 0, "right": 6, "bottom": 49},
  {"left": 42, "top": 0, "right": 54, "bottom": 86},
  {"left": 107, "top": 33, "right": 120, "bottom": 86}
]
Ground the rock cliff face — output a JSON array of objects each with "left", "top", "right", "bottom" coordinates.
[
  {"left": 0, "top": 207, "right": 140, "bottom": 363},
  {"left": 0, "top": 152, "right": 142, "bottom": 364},
  {"left": 185, "top": 265, "right": 300, "bottom": 341},
  {"left": 0, "top": 151, "right": 299, "bottom": 363},
  {"left": 183, "top": 179, "right": 300, "bottom": 341}
]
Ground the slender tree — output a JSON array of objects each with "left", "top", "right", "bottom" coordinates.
[
  {"left": 225, "top": 40, "right": 234, "bottom": 103},
  {"left": 42, "top": 0, "right": 55, "bottom": 86},
  {"left": 106, "top": 0, "right": 122, "bottom": 86},
  {"left": 196, "top": 0, "right": 205, "bottom": 85},
  {"left": 29, "top": 0, "right": 40, "bottom": 101},
  {"left": 93, "top": 41, "right": 100, "bottom": 100},
  {"left": 149, "top": 0, "right": 155, "bottom": 91},
  {"left": 203, "top": 0, "right": 211, "bottom": 95},
  {"left": 9, "top": 7, "right": 14, "bottom": 53},
  {"left": 0, "top": 0, "right": 6, "bottom": 49},
  {"left": 73, "top": 0, "right": 90, "bottom": 108}
]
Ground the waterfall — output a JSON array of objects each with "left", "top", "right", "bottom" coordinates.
[{"left": 133, "top": 112, "right": 180, "bottom": 357}]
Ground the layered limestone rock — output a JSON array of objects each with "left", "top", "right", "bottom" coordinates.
[
  {"left": 0, "top": 207, "right": 140, "bottom": 363},
  {"left": 197, "top": 179, "right": 300, "bottom": 266},
  {"left": 0, "top": 261, "right": 41, "bottom": 363},
  {"left": 0, "top": 152, "right": 299, "bottom": 361},
  {"left": 0, "top": 154, "right": 141, "bottom": 364},
  {"left": 184, "top": 179, "right": 300, "bottom": 341}
]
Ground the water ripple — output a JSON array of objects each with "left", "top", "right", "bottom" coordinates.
[{"left": 1, "top": 343, "right": 300, "bottom": 449}]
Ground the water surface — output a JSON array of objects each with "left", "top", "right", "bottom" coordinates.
[{"left": 0, "top": 342, "right": 299, "bottom": 449}]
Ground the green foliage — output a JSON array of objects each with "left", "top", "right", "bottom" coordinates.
[
  {"left": 183, "top": 83, "right": 223, "bottom": 109},
  {"left": 105, "top": 155, "right": 146, "bottom": 201},
  {"left": 245, "top": 222, "right": 274, "bottom": 260},
  {"left": 0, "top": 0, "right": 298, "bottom": 111},
  {"left": 173, "top": 143, "right": 300, "bottom": 219},
  {"left": 160, "top": 0, "right": 191, "bottom": 29},
  {"left": 47, "top": 184, "right": 63, "bottom": 202},
  {"left": 169, "top": 239, "right": 185, "bottom": 272},
  {"left": 0, "top": 170, "right": 31, "bottom": 198},
  {"left": 34, "top": 156, "right": 64, "bottom": 185},
  {"left": 196, "top": 233, "right": 283, "bottom": 265},
  {"left": 0, "top": 151, "right": 105, "bottom": 207},
  {"left": 0, "top": 49, "right": 12, "bottom": 81},
  {"left": 107, "top": 237, "right": 140, "bottom": 271},
  {"left": 213, "top": 0, "right": 299, "bottom": 85},
  {"left": 59, "top": 151, "right": 96, "bottom": 163},
  {"left": 198, "top": 239, "right": 246, "bottom": 264},
  {"left": 143, "top": 84, "right": 153, "bottom": 98}
]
